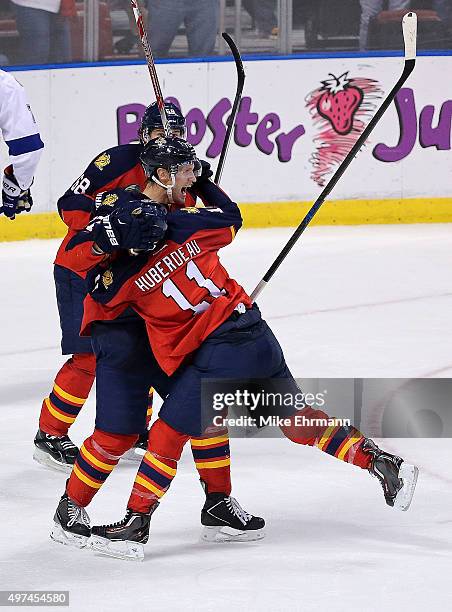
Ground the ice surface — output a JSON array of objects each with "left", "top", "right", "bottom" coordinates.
[{"left": 0, "top": 226, "right": 451, "bottom": 611}]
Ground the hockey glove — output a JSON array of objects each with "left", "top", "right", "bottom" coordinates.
[
  {"left": 1, "top": 166, "right": 34, "bottom": 220},
  {"left": 91, "top": 199, "right": 167, "bottom": 254},
  {"left": 194, "top": 159, "right": 213, "bottom": 184}
]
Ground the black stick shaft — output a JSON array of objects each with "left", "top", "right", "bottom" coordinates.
[
  {"left": 251, "top": 57, "right": 415, "bottom": 302},
  {"left": 214, "top": 33, "right": 246, "bottom": 185}
]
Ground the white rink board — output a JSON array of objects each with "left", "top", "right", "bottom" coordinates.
[{"left": 3, "top": 54, "right": 452, "bottom": 213}]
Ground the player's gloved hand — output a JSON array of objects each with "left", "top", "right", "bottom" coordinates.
[
  {"left": 91, "top": 198, "right": 167, "bottom": 254},
  {"left": 1, "top": 166, "right": 34, "bottom": 220},
  {"left": 194, "top": 159, "right": 213, "bottom": 184}
]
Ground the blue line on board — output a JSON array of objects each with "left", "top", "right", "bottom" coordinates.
[{"left": 2, "top": 49, "right": 452, "bottom": 72}]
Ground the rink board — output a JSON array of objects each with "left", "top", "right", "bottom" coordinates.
[
  {"left": 2, "top": 53, "right": 452, "bottom": 239},
  {"left": 1, "top": 196, "right": 452, "bottom": 242}
]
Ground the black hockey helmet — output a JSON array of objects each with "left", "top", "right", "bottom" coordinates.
[
  {"left": 140, "top": 136, "right": 197, "bottom": 180},
  {"left": 140, "top": 137, "right": 198, "bottom": 205},
  {"left": 139, "top": 101, "right": 186, "bottom": 144}
]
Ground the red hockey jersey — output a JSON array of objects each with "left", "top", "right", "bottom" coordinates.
[
  {"left": 79, "top": 181, "right": 251, "bottom": 374},
  {"left": 54, "top": 144, "right": 147, "bottom": 277}
]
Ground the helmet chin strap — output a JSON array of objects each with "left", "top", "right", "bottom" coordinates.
[{"left": 151, "top": 173, "right": 176, "bottom": 205}]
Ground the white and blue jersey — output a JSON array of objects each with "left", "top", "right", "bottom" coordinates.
[{"left": 0, "top": 69, "right": 44, "bottom": 189}]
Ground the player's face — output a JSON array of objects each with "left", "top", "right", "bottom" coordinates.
[
  {"left": 172, "top": 163, "right": 196, "bottom": 207},
  {"left": 149, "top": 127, "right": 184, "bottom": 139}
]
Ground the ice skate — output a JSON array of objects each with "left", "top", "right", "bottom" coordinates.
[
  {"left": 33, "top": 429, "right": 78, "bottom": 473},
  {"left": 363, "top": 439, "right": 419, "bottom": 511},
  {"left": 50, "top": 492, "right": 91, "bottom": 548},
  {"left": 121, "top": 432, "right": 147, "bottom": 462},
  {"left": 90, "top": 505, "right": 158, "bottom": 561},
  {"left": 201, "top": 493, "right": 265, "bottom": 543}
]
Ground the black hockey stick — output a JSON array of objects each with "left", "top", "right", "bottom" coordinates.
[
  {"left": 250, "top": 12, "right": 418, "bottom": 301},
  {"left": 214, "top": 33, "right": 246, "bottom": 185},
  {"left": 130, "top": 0, "right": 170, "bottom": 136}
]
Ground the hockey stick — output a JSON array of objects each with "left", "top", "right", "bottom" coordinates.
[
  {"left": 214, "top": 33, "right": 246, "bottom": 185},
  {"left": 250, "top": 12, "right": 417, "bottom": 302},
  {"left": 130, "top": 0, "right": 170, "bottom": 136}
]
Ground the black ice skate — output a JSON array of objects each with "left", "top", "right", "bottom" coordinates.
[
  {"left": 363, "top": 439, "right": 419, "bottom": 511},
  {"left": 33, "top": 429, "right": 78, "bottom": 473},
  {"left": 201, "top": 493, "right": 265, "bottom": 543},
  {"left": 90, "top": 505, "right": 158, "bottom": 561},
  {"left": 50, "top": 492, "right": 91, "bottom": 548},
  {"left": 121, "top": 432, "right": 147, "bottom": 463}
]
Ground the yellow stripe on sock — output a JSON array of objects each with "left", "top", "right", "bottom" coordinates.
[
  {"left": 190, "top": 436, "right": 229, "bottom": 448},
  {"left": 53, "top": 383, "right": 86, "bottom": 405},
  {"left": 73, "top": 464, "right": 102, "bottom": 489},
  {"left": 80, "top": 444, "right": 115, "bottom": 472},
  {"left": 135, "top": 475, "right": 165, "bottom": 497},
  {"left": 144, "top": 452, "right": 177, "bottom": 477},
  {"left": 195, "top": 458, "right": 231, "bottom": 470},
  {"left": 316, "top": 426, "right": 338, "bottom": 451},
  {"left": 230, "top": 225, "right": 236, "bottom": 240},
  {"left": 45, "top": 398, "right": 76, "bottom": 424},
  {"left": 337, "top": 435, "right": 364, "bottom": 461}
]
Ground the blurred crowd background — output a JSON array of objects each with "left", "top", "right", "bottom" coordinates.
[{"left": 0, "top": 0, "right": 451, "bottom": 67}]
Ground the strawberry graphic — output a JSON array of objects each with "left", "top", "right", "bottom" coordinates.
[
  {"left": 305, "top": 73, "right": 383, "bottom": 187},
  {"left": 316, "top": 72, "right": 363, "bottom": 135}
]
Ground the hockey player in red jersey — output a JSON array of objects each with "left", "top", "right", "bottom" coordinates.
[
  {"left": 49, "top": 141, "right": 264, "bottom": 555},
  {"left": 34, "top": 102, "right": 187, "bottom": 470},
  {"left": 49, "top": 137, "right": 419, "bottom": 560}
]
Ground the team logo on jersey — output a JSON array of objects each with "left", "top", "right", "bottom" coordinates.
[
  {"left": 94, "top": 153, "right": 111, "bottom": 171},
  {"left": 101, "top": 193, "right": 119, "bottom": 207},
  {"left": 102, "top": 269, "right": 113, "bottom": 289},
  {"left": 182, "top": 207, "right": 200, "bottom": 214}
]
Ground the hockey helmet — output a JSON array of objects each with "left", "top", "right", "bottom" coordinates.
[
  {"left": 140, "top": 136, "right": 198, "bottom": 204},
  {"left": 139, "top": 101, "right": 186, "bottom": 143}
]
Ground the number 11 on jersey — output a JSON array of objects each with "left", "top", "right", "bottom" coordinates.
[{"left": 162, "top": 260, "right": 226, "bottom": 314}]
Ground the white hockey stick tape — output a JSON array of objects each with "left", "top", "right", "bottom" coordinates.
[{"left": 403, "top": 12, "right": 418, "bottom": 61}]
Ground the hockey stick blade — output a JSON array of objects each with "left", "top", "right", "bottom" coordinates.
[
  {"left": 214, "top": 33, "right": 246, "bottom": 185},
  {"left": 250, "top": 12, "right": 417, "bottom": 302}
]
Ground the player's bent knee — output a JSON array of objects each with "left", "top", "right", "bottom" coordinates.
[
  {"left": 280, "top": 407, "right": 331, "bottom": 445},
  {"left": 72, "top": 352, "right": 96, "bottom": 376},
  {"left": 91, "top": 428, "right": 138, "bottom": 457},
  {"left": 148, "top": 419, "right": 189, "bottom": 460}
]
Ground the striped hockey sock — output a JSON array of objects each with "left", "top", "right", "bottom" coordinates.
[
  {"left": 39, "top": 353, "right": 95, "bottom": 437},
  {"left": 67, "top": 429, "right": 138, "bottom": 507},
  {"left": 190, "top": 432, "right": 231, "bottom": 495},
  {"left": 280, "top": 407, "right": 371, "bottom": 469},
  {"left": 128, "top": 419, "right": 189, "bottom": 513}
]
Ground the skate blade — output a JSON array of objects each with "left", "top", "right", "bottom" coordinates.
[
  {"left": 121, "top": 447, "right": 146, "bottom": 463},
  {"left": 89, "top": 535, "right": 144, "bottom": 561},
  {"left": 33, "top": 447, "right": 73, "bottom": 474},
  {"left": 50, "top": 522, "right": 89, "bottom": 548},
  {"left": 201, "top": 525, "right": 265, "bottom": 543},
  {"left": 394, "top": 463, "right": 419, "bottom": 511}
]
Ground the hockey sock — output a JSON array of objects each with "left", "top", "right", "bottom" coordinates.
[
  {"left": 280, "top": 407, "right": 371, "bottom": 469},
  {"left": 128, "top": 419, "right": 189, "bottom": 513},
  {"left": 39, "top": 353, "right": 96, "bottom": 436},
  {"left": 67, "top": 428, "right": 138, "bottom": 507},
  {"left": 190, "top": 431, "right": 231, "bottom": 495}
]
